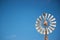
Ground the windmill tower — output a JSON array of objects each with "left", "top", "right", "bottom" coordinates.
[{"left": 35, "top": 13, "right": 56, "bottom": 40}]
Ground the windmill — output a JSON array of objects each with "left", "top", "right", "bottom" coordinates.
[{"left": 35, "top": 13, "right": 56, "bottom": 40}]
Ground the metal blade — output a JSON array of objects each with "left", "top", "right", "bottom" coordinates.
[
  {"left": 37, "top": 27, "right": 41, "bottom": 32},
  {"left": 49, "top": 26, "right": 55, "bottom": 30},
  {"left": 36, "top": 20, "right": 40, "bottom": 24},
  {"left": 40, "top": 28, "right": 43, "bottom": 34},
  {"left": 51, "top": 21, "right": 56, "bottom": 24},
  {"left": 41, "top": 28, "right": 45, "bottom": 34},
  {"left": 35, "top": 24, "right": 37, "bottom": 27},
  {"left": 43, "top": 13, "right": 47, "bottom": 20},
  {"left": 45, "top": 13, "right": 47, "bottom": 19},
  {"left": 47, "top": 29, "right": 49, "bottom": 34},
  {"left": 48, "top": 14, "right": 51, "bottom": 19},
  {"left": 36, "top": 27, "right": 39, "bottom": 30},
  {"left": 50, "top": 24, "right": 56, "bottom": 27},
  {"left": 50, "top": 21, "right": 56, "bottom": 25},
  {"left": 42, "top": 14, "right": 44, "bottom": 19},
  {"left": 37, "top": 18, "right": 40, "bottom": 21},
  {"left": 49, "top": 15, "right": 53, "bottom": 20},
  {"left": 36, "top": 21, "right": 38, "bottom": 24},
  {"left": 48, "top": 28, "right": 52, "bottom": 33},
  {"left": 39, "top": 16, "right": 42, "bottom": 20},
  {"left": 39, "top": 28, "right": 42, "bottom": 34},
  {"left": 35, "top": 24, "right": 39, "bottom": 27},
  {"left": 37, "top": 29, "right": 40, "bottom": 32},
  {"left": 43, "top": 28, "right": 45, "bottom": 35},
  {"left": 36, "top": 26, "right": 42, "bottom": 32},
  {"left": 50, "top": 18, "right": 56, "bottom": 21}
]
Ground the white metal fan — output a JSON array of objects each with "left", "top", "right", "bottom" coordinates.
[{"left": 35, "top": 13, "right": 56, "bottom": 39}]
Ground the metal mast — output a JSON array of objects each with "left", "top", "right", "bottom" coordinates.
[{"left": 45, "top": 29, "right": 48, "bottom": 40}]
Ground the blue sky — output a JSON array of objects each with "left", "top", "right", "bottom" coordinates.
[{"left": 0, "top": 0, "right": 60, "bottom": 40}]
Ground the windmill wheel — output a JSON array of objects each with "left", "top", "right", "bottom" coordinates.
[{"left": 35, "top": 13, "right": 56, "bottom": 35}]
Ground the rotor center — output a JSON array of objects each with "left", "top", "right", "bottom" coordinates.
[{"left": 44, "top": 21, "right": 48, "bottom": 26}]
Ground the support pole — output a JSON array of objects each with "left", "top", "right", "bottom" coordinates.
[{"left": 44, "top": 29, "right": 48, "bottom": 40}]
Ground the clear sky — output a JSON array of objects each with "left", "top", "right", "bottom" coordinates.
[{"left": 0, "top": 0, "right": 60, "bottom": 40}]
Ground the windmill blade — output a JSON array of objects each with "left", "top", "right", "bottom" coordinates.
[
  {"left": 50, "top": 21, "right": 56, "bottom": 24},
  {"left": 50, "top": 24, "right": 56, "bottom": 27},
  {"left": 50, "top": 18, "right": 56, "bottom": 21},
  {"left": 45, "top": 13, "right": 47, "bottom": 20},
  {"left": 47, "top": 29, "right": 49, "bottom": 34},
  {"left": 43, "top": 13, "right": 46, "bottom": 17},
  {"left": 39, "top": 28, "right": 42, "bottom": 32},
  {"left": 42, "top": 13, "right": 46, "bottom": 20},
  {"left": 42, "top": 14, "right": 44, "bottom": 19},
  {"left": 36, "top": 27, "right": 39, "bottom": 30},
  {"left": 37, "top": 18, "right": 40, "bottom": 21},
  {"left": 48, "top": 14, "right": 51, "bottom": 19},
  {"left": 48, "top": 28, "right": 52, "bottom": 33},
  {"left": 37, "top": 27, "right": 42, "bottom": 33},
  {"left": 40, "top": 28, "right": 43, "bottom": 34},
  {"left": 35, "top": 19, "right": 40, "bottom": 27},
  {"left": 49, "top": 15, "right": 53, "bottom": 20},
  {"left": 37, "top": 27, "right": 41, "bottom": 32},
  {"left": 50, "top": 21, "right": 56, "bottom": 25},
  {"left": 35, "top": 23, "right": 41, "bottom": 28},
  {"left": 35, "top": 22, "right": 40, "bottom": 27},
  {"left": 41, "top": 28, "right": 45, "bottom": 34},
  {"left": 36, "top": 20, "right": 40, "bottom": 24},
  {"left": 35, "top": 24, "right": 39, "bottom": 27},
  {"left": 49, "top": 26, "right": 55, "bottom": 31},
  {"left": 36, "top": 21, "right": 38, "bottom": 24},
  {"left": 36, "top": 26, "right": 42, "bottom": 32},
  {"left": 35, "top": 24, "right": 37, "bottom": 27},
  {"left": 37, "top": 29, "right": 40, "bottom": 32},
  {"left": 45, "top": 13, "right": 47, "bottom": 19},
  {"left": 39, "top": 16, "right": 42, "bottom": 20},
  {"left": 43, "top": 13, "right": 47, "bottom": 20},
  {"left": 43, "top": 28, "right": 45, "bottom": 35}
]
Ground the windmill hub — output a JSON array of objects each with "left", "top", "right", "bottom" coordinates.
[{"left": 44, "top": 21, "right": 48, "bottom": 26}]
